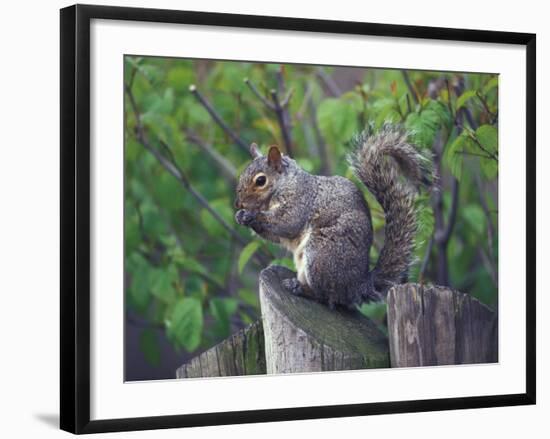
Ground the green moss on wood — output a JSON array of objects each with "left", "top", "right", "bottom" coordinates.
[{"left": 260, "top": 266, "right": 390, "bottom": 370}]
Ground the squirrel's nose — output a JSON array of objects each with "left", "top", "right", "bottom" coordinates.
[{"left": 234, "top": 198, "right": 243, "bottom": 209}]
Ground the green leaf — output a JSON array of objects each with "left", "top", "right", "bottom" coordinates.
[
  {"left": 167, "top": 298, "right": 203, "bottom": 352},
  {"left": 199, "top": 199, "right": 234, "bottom": 237},
  {"left": 317, "top": 98, "right": 357, "bottom": 143},
  {"left": 405, "top": 102, "right": 450, "bottom": 148},
  {"left": 238, "top": 241, "right": 262, "bottom": 274},
  {"left": 480, "top": 156, "right": 498, "bottom": 179},
  {"left": 239, "top": 311, "right": 254, "bottom": 325},
  {"left": 124, "top": 214, "right": 140, "bottom": 255},
  {"left": 129, "top": 271, "right": 151, "bottom": 311},
  {"left": 152, "top": 173, "right": 185, "bottom": 209},
  {"left": 470, "top": 268, "right": 497, "bottom": 306},
  {"left": 415, "top": 202, "right": 435, "bottom": 249},
  {"left": 269, "top": 257, "right": 295, "bottom": 271},
  {"left": 210, "top": 298, "right": 239, "bottom": 337},
  {"left": 127, "top": 254, "right": 152, "bottom": 312},
  {"left": 150, "top": 266, "right": 178, "bottom": 304},
  {"left": 296, "top": 158, "right": 314, "bottom": 173},
  {"left": 456, "top": 90, "right": 477, "bottom": 110},
  {"left": 178, "top": 257, "right": 208, "bottom": 276},
  {"left": 358, "top": 302, "right": 387, "bottom": 322},
  {"left": 475, "top": 124, "right": 498, "bottom": 155},
  {"left": 238, "top": 288, "right": 260, "bottom": 308},
  {"left": 143, "top": 88, "right": 174, "bottom": 119},
  {"left": 482, "top": 76, "right": 498, "bottom": 95},
  {"left": 462, "top": 204, "right": 486, "bottom": 236},
  {"left": 139, "top": 329, "right": 161, "bottom": 367},
  {"left": 166, "top": 66, "right": 196, "bottom": 92},
  {"left": 443, "top": 133, "right": 466, "bottom": 181},
  {"left": 375, "top": 107, "right": 400, "bottom": 129}
]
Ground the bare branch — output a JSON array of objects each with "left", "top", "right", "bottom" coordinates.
[
  {"left": 316, "top": 68, "right": 341, "bottom": 97},
  {"left": 184, "top": 129, "right": 237, "bottom": 183},
  {"left": 405, "top": 93, "right": 412, "bottom": 114},
  {"left": 188, "top": 84, "right": 249, "bottom": 154},
  {"left": 445, "top": 78, "right": 454, "bottom": 120},
  {"left": 418, "top": 237, "right": 434, "bottom": 282},
  {"left": 270, "top": 87, "right": 294, "bottom": 155},
  {"left": 476, "top": 91, "right": 497, "bottom": 124},
  {"left": 436, "top": 177, "right": 459, "bottom": 245},
  {"left": 243, "top": 75, "right": 294, "bottom": 155},
  {"left": 455, "top": 150, "right": 494, "bottom": 159},
  {"left": 308, "top": 98, "right": 332, "bottom": 175},
  {"left": 125, "top": 83, "right": 269, "bottom": 265},
  {"left": 430, "top": 130, "right": 458, "bottom": 286},
  {"left": 280, "top": 88, "right": 294, "bottom": 108},
  {"left": 296, "top": 83, "right": 314, "bottom": 121},
  {"left": 460, "top": 106, "right": 478, "bottom": 131},
  {"left": 401, "top": 70, "right": 419, "bottom": 105},
  {"left": 243, "top": 78, "right": 275, "bottom": 110},
  {"left": 475, "top": 173, "right": 497, "bottom": 287},
  {"left": 466, "top": 130, "right": 498, "bottom": 162}
]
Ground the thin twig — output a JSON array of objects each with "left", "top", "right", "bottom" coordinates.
[
  {"left": 244, "top": 75, "right": 294, "bottom": 155},
  {"left": 476, "top": 91, "right": 497, "bottom": 123},
  {"left": 445, "top": 78, "right": 454, "bottom": 120},
  {"left": 127, "top": 312, "right": 165, "bottom": 330},
  {"left": 466, "top": 130, "right": 499, "bottom": 162},
  {"left": 280, "top": 88, "right": 294, "bottom": 108},
  {"left": 273, "top": 69, "right": 295, "bottom": 156},
  {"left": 430, "top": 130, "right": 455, "bottom": 286},
  {"left": 436, "top": 177, "right": 459, "bottom": 245},
  {"left": 296, "top": 83, "right": 314, "bottom": 121},
  {"left": 243, "top": 78, "right": 275, "bottom": 110},
  {"left": 460, "top": 107, "right": 478, "bottom": 131},
  {"left": 308, "top": 98, "right": 332, "bottom": 175},
  {"left": 184, "top": 129, "right": 237, "bottom": 182},
  {"left": 188, "top": 85, "right": 250, "bottom": 154},
  {"left": 480, "top": 248, "right": 498, "bottom": 286},
  {"left": 455, "top": 150, "right": 494, "bottom": 159},
  {"left": 125, "top": 83, "right": 269, "bottom": 265},
  {"left": 316, "top": 68, "right": 341, "bottom": 97},
  {"left": 270, "top": 87, "right": 294, "bottom": 155},
  {"left": 475, "top": 174, "right": 497, "bottom": 287},
  {"left": 418, "top": 237, "right": 434, "bottom": 282},
  {"left": 402, "top": 70, "right": 419, "bottom": 105},
  {"left": 476, "top": 174, "right": 495, "bottom": 251}
]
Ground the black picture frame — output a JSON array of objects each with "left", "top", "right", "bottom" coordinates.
[{"left": 60, "top": 4, "right": 536, "bottom": 434}]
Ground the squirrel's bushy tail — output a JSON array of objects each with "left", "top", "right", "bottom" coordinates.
[{"left": 349, "top": 124, "right": 432, "bottom": 295}]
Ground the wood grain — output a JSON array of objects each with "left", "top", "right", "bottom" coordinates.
[
  {"left": 259, "top": 265, "right": 389, "bottom": 374},
  {"left": 176, "top": 320, "right": 266, "bottom": 378},
  {"left": 387, "top": 283, "right": 497, "bottom": 367}
]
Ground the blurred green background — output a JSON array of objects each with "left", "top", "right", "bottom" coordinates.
[{"left": 124, "top": 56, "right": 498, "bottom": 380}]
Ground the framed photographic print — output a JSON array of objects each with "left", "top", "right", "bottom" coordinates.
[{"left": 60, "top": 4, "right": 536, "bottom": 434}]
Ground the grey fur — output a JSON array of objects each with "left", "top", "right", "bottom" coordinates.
[{"left": 235, "top": 125, "right": 431, "bottom": 308}]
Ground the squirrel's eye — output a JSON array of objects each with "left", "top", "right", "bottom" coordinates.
[{"left": 254, "top": 174, "right": 267, "bottom": 187}]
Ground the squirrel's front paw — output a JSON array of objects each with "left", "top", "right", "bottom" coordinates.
[
  {"left": 235, "top": 209, "right": 256, "bottom": 226},
  {"left": 282, "top": 278, "right": 305, "bottom": 296}
]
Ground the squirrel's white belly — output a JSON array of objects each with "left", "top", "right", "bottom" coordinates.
[{"left": 281, "top": 229, "right": 311, "bottom": 287}]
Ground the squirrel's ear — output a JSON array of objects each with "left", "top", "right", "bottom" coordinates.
[
  {"left": 249, "top": 142, "right": 262, "bottom": 158},
  {"left": 267, "top": 146, "right": 283, "bottom": 172}
]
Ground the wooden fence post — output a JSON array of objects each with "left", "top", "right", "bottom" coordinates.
[
  {"left": 259, "top": 266, "right": 389, "bottom": 374},
  {"left": 387, "top": 283, "right": 498, "bottom": 367},
  {"left": 177, "top": 271, "right": 498, "bottom": 377},
  {"left": 176, "top": 320, "right": 266, "bottom": 378}
]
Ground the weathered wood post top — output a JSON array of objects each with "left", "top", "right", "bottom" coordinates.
[{"left": 259, "top": 265, "right": 389, "bottom": 374}]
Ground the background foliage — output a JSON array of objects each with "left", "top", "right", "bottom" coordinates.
[{"left": 124, "top": 57, "right": 498, "bottom": 380}]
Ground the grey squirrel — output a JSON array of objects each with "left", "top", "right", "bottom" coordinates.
[{"left": 234, "top": 124, "right": 432, "bottom": 308}]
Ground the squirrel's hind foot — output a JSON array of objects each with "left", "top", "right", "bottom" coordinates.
[
  {"left": 282, "top": 278, "right": 305, "bottom": 296},
  {"left": 283, "top": 278, "right": 337, "bottom": 310}
]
